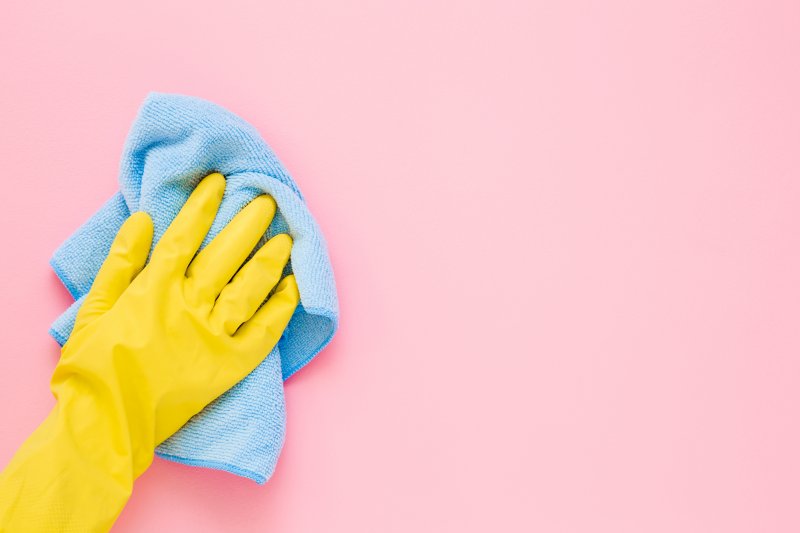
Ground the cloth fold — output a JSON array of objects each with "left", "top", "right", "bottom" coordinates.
[{"left": 49, "top": 93, "right": 338, "bottom": 484}]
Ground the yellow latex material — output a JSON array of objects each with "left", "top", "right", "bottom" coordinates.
[{"left": 0, "top": 173, "right": 299, "bottom": 532}]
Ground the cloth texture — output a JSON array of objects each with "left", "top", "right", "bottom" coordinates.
[{"left": 49, "top": 92, "right": 338, "bottom": 484}]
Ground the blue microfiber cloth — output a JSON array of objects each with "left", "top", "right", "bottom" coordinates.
[{"left": 48, "top": 93, "right": 338, "bottom": 484}]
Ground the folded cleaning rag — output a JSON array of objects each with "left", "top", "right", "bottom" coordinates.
[{"left": 49, "top": 93, "right": 338, "bottom": 484}]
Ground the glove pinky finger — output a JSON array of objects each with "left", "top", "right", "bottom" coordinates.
[{"left": 235, "top": 275, "right": 299, "bottom": 356}]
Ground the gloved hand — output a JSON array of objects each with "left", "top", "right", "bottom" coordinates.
[{"left": 0, "top": 173, "right": 299, "bottom": 532}]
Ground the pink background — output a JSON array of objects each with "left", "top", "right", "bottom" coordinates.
[{"left": 1, "top": 1, "right": 800, "bottom": 531}]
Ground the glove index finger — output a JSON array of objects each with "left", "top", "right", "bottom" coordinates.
[{"left": 152, "top": 173, "right": 226, "bottom": 272}]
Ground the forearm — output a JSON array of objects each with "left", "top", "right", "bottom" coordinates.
[{"left": 0, "top": 387, "right": 149, "bottom": 532}]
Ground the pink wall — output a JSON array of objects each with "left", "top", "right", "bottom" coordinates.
[{"left": 1, "top": 1, "right": 800, "bottom": 531}]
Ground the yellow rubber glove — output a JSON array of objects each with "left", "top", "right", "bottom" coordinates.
[{"left": 0, "top": 173, "right": 299, "bottom": 532}]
